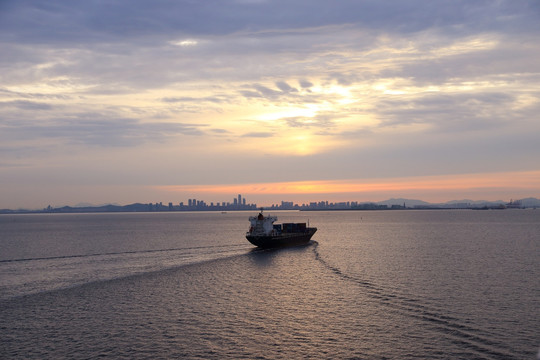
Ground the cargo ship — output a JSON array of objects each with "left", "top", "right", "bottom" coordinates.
[{"left": 246, "top": 211, "right": 317, "bottom": 248}]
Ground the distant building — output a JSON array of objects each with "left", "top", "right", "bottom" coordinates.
[{"left": 506, "top": 199, "right": 522, "bottom": 209}]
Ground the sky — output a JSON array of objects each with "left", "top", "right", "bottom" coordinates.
[{"left": 1, "top": 0, "right": 539, "bottom": 209}]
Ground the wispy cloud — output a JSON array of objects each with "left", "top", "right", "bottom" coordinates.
[
  {"left": 0, "top": 100, "right": 53, "bottom": 110},
  {"left": 0, "top": 116, "right": 205, "bottom": 147},
  {"left": 241, "top": 132, "right": 274, "bottom": 138}
]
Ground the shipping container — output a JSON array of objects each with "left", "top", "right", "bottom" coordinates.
[
  {"left": 282, "top": 223, "right": 294, "bottom": 233},
  {"left": 281, "top": 223, "right": 307, "bottom": 233}
]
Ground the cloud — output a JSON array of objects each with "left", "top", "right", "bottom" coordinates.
[
  {"left": 161, "top": 96, "right": 227, "bottom": 104},
  {"left": 3, "top": 1, "right": 536, "bottom": 97},
  {"left": 0, "top": 116, "right": 205, "bottom": 148},
  {"left": 3, "top": 0, "right": 538, "bottom": 46},
  {"left": 283, "top": 113, "right": 342, "bottom": 129},
  {"left": 0, "top": 100, "right": 53, "bottom": 110},
  {"left": 0, "top": 88, "right": 72, "bottom": 100},
  {"left": 241, "top": 132, "right": 274, "bottom": 138},
  {"left": 299, "top": 79, "right": 313, "bottom": 89},
  {"left": 170, "top": 39, "right": 198, "bottom": 47},
  {"left": 210, "top": 128, "right": 231, "bottom": 134},
  {"left": 376, "top": 92, "right": 517, "bottom": 131},
  {"left": 239, "top": 82, "right": 326, "bottom": 104},
  {"left": 275, "top": 81, "right": 298, "bottom": 93},
  {"left": 251, "top": 84, "right": 283, "bottom": 99}
]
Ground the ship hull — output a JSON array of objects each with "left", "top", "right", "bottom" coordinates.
[{"left": 246, "top": 228, "right": 317, "bottom": 248}]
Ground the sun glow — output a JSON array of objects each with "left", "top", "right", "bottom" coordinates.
[
  {"left": 170, "top": 39, "right": 199, "bottom": 47},
  {"left": 255, "top": 107, "right": 318, "bottom": 122}
]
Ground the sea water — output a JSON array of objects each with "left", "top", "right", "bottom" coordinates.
[{"left": 0, "top": 210, "right": 538, "bottom": 359}]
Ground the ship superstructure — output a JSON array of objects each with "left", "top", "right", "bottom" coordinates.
[{"left": 246, "top": 211, "right": 317, "bottom": 248}]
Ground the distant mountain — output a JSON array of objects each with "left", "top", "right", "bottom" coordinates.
[
  {"left": 74, "top": 202, "right": 121, "bottom": 208},
  {"left": 442, "top": 199, "right": 506, "bottom": 206},
  {"left": 444, "top": 199, "right": 495, "bottom": 205},
  {"left": 519, "top": 197, "right": 540, "bottom": 207},
  {"left": 377, "top": 198, "right": 431, "bottom": 207},
  {"left": 375, "top": 197, "right": 540, "bottom": 209},
  {"left": 46, "top": 203, "right": 153, "bottom": 213}
]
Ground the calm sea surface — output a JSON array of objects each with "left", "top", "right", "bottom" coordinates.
[{"left": 0, "top": 210, "right": 538, "bottom": 359}]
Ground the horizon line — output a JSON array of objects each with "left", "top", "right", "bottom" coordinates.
[{"left": 4, "top": 195, "right": 538, "bottom": 212}]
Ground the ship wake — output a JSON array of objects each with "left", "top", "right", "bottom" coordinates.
[{"left": 311, "top": 241, "right": 522, "bottom": 360}]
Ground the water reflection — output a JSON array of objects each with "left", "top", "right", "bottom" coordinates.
[{"left": 247, "top": 242, "right": 314, "bottom": 267}]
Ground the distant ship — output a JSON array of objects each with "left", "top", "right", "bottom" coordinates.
[{"left": 246, "top": 211, "right": 317, "bottom": 248}]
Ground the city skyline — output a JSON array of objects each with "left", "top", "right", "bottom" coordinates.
[
  {"left": 5, "top": 193, "right": 539, "bottom": 213},
  {"left": 1, "top": 1, "right": 539, "bottom": 209}
]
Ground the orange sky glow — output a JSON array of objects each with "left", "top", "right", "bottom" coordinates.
[{"left": 155, "top": 170, "right": 540, "bottom": 205}]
